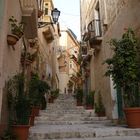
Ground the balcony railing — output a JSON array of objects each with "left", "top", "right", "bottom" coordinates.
[
  {"left": 87, "top": 19, "right": 102, "bottom": 37},
  {"left": 20, "top": 0, "right": 37, "bottom": 16},
  {"left": 87, "top": 19, "right": 102, "bottom": 45}
]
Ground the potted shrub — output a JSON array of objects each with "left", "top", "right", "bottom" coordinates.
[
  {"left": 75, "top": 88, "right": 83, "bottom": 106},
  {"left": 48, "top": 89, "right": 59, "bottom": 103},
  {"left": 28, "top": 73, "right": 50, "bottom": 116},
  {"left": 85, "top": 91, "right": 95, "bottom": 109},
  {"left": 104, "top": 28, "right": 140, "bottom": 128},
  {"left": 7, "top": 16, "right": 24, "bottom": 45},
  {"left": 95, "top": 92, "right": 105, "bottom": 117},
  {"left": 7, "top": 73, "right": 30, "bottom": 140}
]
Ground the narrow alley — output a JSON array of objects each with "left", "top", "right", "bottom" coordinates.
[{"left": 0, "top": 0, "right": 140, "bottom": 140}]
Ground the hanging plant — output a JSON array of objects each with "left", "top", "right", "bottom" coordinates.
[{"left": 9, "top": 16, "right": 24, "bottom": 38}]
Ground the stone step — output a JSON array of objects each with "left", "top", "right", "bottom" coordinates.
[
  {"left": 47, "top": 106, "right": 81, "bottom": 111},
  {"left": 34, "top": 120, "right": 111, "bottom": 125},
  {"left": 40, "top": 110, "right": 86, "bottom": 115},
  {"left": 28, "top": 136, "right": 140, "bottom": 140},
  {"left": 47, "top": 104, "right": 85, "bottom": 110},
  {"left": 29, "top": 124, "right": 140, "bottom": 139},
  {"left": 35, "top": 116, "right": 107, "bottom": 122}
]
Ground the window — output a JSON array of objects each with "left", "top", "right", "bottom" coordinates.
[
  {"left": 94, "top": 2, "right": 101, "bottom": 36},
  {"left": 45, "top": 8, "right": 48, "bottom": 15},
  {"left": 44, "top": 3, "right": 48, "bottom": 15}
]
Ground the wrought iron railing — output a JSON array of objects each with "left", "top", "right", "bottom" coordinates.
[{"left": 87, "top": 19, "right": 102, "bottom": 38}]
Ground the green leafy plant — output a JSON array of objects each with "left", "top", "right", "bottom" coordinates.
[
  {"left": 75, "top": 88, "right": 83, "bottom": 103},
  {"left": 21, "top": 51, "right": 38, "bottom": 62},
  {"left": 9, "top": 16, "right": 24, "bottom": 38},
  {"left": 104, "top": 28, "right": 140, "bottom": 107},
  {"left": 95, "top": 92, "right": 105, "bottom": 115},
  {"left": 28, "top": 73, "right": 50, "bottom": 107},
  {"left": 50, "top": 89, "right": 60, "bottom": 99},
  {"left": 86, "top": 91, "right": 95, "bottom": 106},
  {"left": 7, "top": 73, "right": 30, "bottom": 125}
]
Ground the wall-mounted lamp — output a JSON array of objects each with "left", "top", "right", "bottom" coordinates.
[
  {"left": 51, "top": 8, "right": 61, "bottom": 24},
  {"left": 38, "top": 8, "right": 61, "bottom": 28}
]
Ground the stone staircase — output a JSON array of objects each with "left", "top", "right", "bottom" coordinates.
[{"left": 28, "top": 94, "right": 140, "bottom": 140}]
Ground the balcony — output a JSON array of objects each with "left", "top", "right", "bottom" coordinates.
[
  {"left": 43, "top": 26, "right": 54, "bottom": 43},
  {"left": 21, "top": 0, "right": 38, "bottom": 38},
  {"left": 20, "top": 0, "right": 37, "bottom": 16},
  {"left": 87, "top": 19, "right": 102, "bottom": 45}
]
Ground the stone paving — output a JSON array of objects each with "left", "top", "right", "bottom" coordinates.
[{"left": 28, "top": 94, "right": 140, "bottom": 140}]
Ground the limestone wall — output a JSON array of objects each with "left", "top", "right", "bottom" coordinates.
[
  {"left": 94, "top": 0, "right": 140, "bottom": 119},
  {"left": 0, "top": 0, "right": 22, "bottom": 134}
]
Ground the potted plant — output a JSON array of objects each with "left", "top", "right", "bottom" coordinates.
[
  {"left": 28, "top": 73, "right": 50, "bottom": 116},
  {"left": 7, "top": 16, "right": 24, "bottom": 45},
  {"left": 75, "top": 88, "right": 83, "bottom": 106},
  {"left": 7, "top": 73, "right": 30, "bottom": 140},
  {"left": 48, "top": 89, "right": 59, "bottom": 103},
  {"left": 28, "top": 38, "right": 38, "bottom": 48},
  {"left": 21, "top": 51, "right": 38, "bottom": 66},
  {"left": 95, "top": 92, "right": 105, "bottom": 117},
  {"left": 104, "top": 28, "right": 140, "bottom": 128},
  {"left": 85, "top": 91, "right": 95, "bottom": 109}
]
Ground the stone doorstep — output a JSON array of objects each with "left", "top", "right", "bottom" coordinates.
[{"left": 29, "top": 126, "right": 140, "bottom": 139}]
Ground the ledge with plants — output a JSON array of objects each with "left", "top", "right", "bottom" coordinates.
[{"left": 104, "top": 28, "right": 140, "bottom": 128}]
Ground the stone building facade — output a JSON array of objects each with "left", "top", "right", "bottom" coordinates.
[
  {"left": 0, "top": 0, "right": 38, "bottom": 134},
  {"left": 58, "top": 27, "right": 80, "bottom": 94},
  {"left": 0, "top": 0, "right": 60, "bottom": 135},
  {"left": 38, "top": 0, "right": 60, "bottom": 89},
  {"left": 80, "top": 0, "right": 140, "bottom": 119}
]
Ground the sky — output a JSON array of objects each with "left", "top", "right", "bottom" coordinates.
[{"left": 53, "top": 0, "right": 81, "bottom": 40}]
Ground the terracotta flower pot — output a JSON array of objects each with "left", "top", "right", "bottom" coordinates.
[
  {"left": 96, "top": 112, "right": 105, "bottom": 117},
  {"left": 48, "top": 96, "right": 54, "bottom": 103},
  {"left": 29, "top": 115, "right": 35, "bottom": 126},
  {"left": 12, "top": 125, "right": 30, "bottom": 140},
  {"left": 85, "top": 104, "right": 93, "bottom": 110},
  {"left": 7, "top": 34, "right": 19, "bottom": 45},
  {"left": 124, "top": 107, "right": 140, "bottom": 128},
  {"left": 31, "top": 106, "right": 40, "bottom": 116},
  {"left": 76, "top": 100, "right": 83, "bottom": 106}
]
